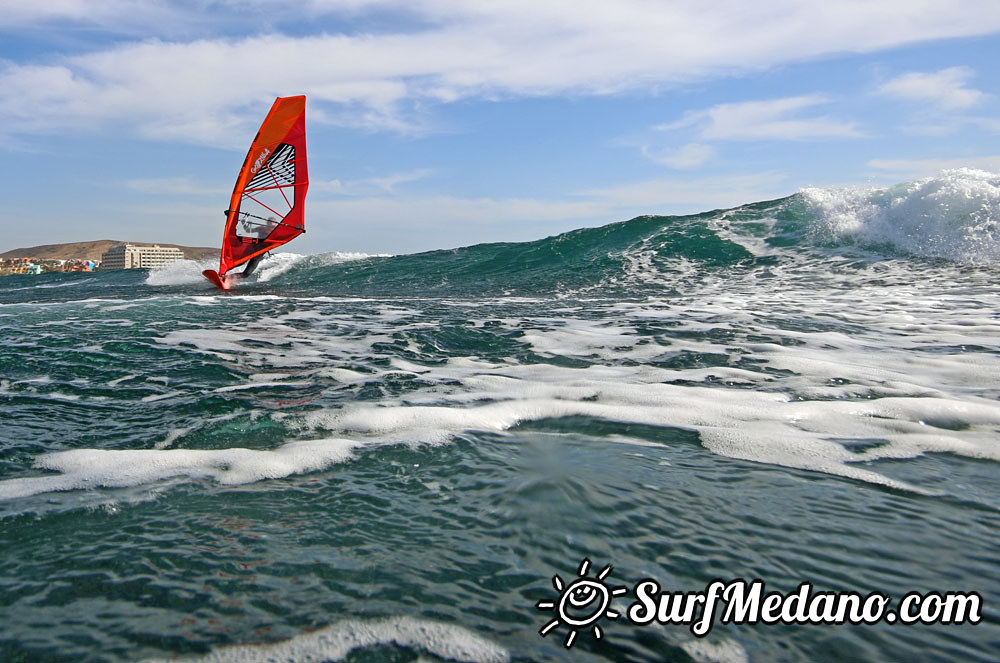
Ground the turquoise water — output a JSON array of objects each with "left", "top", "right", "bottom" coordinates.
[{"left": 1, "top": 171, "right": 999, "bottom": 662}]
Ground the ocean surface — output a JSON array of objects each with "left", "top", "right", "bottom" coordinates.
[{"left": 1, "top": 169, "right": 998, "bottom": 662}]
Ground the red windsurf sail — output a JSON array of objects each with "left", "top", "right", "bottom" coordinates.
[{"left": 215, "top": 95, "right": 308, "bottom": 278}]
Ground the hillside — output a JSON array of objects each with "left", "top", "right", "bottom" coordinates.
[{"left": 1, "top": 240, "right": 218, "bottom": 262}]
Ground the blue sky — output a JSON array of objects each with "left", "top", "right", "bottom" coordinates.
[{"left": 2, "top": 1, "right": 1000, "bottom": 255}]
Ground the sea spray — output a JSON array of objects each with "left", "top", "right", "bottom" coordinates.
[{"left": 801, "top": 168, "right": 1000, "bottom": 262}]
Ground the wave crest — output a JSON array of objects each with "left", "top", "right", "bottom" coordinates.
[{"left": 801, "top": 168, "right": 1000, "bottom": 263}]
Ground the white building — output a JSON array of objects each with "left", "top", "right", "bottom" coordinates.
[{"left": 101, "top": 244, "right": 185, "bottom": 270}]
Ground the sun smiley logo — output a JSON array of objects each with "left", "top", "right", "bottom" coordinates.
[{"left": 536, "top": 558, "right": 629, "bottom": 649}]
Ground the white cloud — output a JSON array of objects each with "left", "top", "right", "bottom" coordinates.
[
  {"left": 0, "top": 0, "right": 219, "bottom": 39},
  {"left": 314, "top": 169, "right": 434, "bottom": 196},
  {"left": 642, "top": 96, "right": 859, "bottom": 169},
  {"left": 583, "top": 172, "right": 791, "bottom": 211},
  {"left": 878, "top": 66, "right": 985, "bottom": 110},
  {"left": 2, "top": 1, "right": 1000, "bottom": 144},
  {"left": 972, "top": 117, "right": 1000, "bottom": 133},
  {"left": 659, "top": 96, "right": 861, "bottom": 141},
  {"left": 312, "top": 194, "right": 608, "bottom": 229},
  {"left": 867, "top": 156, "right": 1000, "bottom": 179},
  {"left": 126, "top": 177, "right": 228, "bottom": 196},
  {"left": 0, "top": 0, "right": 164, "bottom": 24},
  {"left": 642, "top": 143, "right": 716, "bottom": 169}
]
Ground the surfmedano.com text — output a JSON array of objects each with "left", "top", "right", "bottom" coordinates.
[{"left": 627, "top": 579, "right": 983, "bottom": 637}]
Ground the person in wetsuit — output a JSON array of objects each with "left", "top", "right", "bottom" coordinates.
[{"left": 238, "top": 217, "right": 278, "bottom": 278}]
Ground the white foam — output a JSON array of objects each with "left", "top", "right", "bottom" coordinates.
[
  {"left": 139, "top": 256, "right": 1000, "bottom": 493},
  {"left": 140, "top": 391, "right": 184, "bottom": 403},
  {"left": 256, "top": 250, "right": 388, "bottom": 282},
  {"left": 251, "top": 251, "right": 305, "bottom": 281},
  {"left": 681, "top": 637, "right": 749, "bottom": 663},
  {"left": 12, "top": 249, "right": 998, "bottom": 501},
  {"left": 145, "top": 258, "right": 217, "bottom": 286},
  {"left": 139, "top": 616, "right": 508, "bottom": 663},
  {"left": 46, "top": 391, "right": 82, "bottom": 401},
  {"left": 801, "top": 168, "right": 1000, "bottom": 263},
  {"left": 298, "top": 351, "right": 1000, "bottom": 492},
  {"left": 155, "top": 314, "right": 402, "bottom": 369},
  {"left": 520, "top": 319, "right": 662, "bottom": 360},
  {"left": 0, "top": 438, "right": 359, "bottom": 500},
  {"left": 142, "top": 250, "right": 379, "bottom": 287}
]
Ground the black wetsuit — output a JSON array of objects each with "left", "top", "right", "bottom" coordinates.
[{"left": 241, "top": 254, "right": 264, "bottom": 278}]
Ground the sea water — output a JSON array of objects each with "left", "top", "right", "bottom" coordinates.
[{"left": 1, "top": 169, "right": 998, "bottom": 662}]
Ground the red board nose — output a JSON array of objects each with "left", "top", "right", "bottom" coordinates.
[{"left": 202, "top": 269, "right": 231, "bottom": 291}]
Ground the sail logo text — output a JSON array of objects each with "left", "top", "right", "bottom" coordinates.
[
  {"left": 251, "top": 147, "right": 271, "bottom": 174},
  {"left": 627, "top": 579, "right": 983, "bottom": 637}
]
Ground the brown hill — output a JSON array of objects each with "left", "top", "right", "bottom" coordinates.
[{"left": 1, "top": 240, "right": 218, "bottom": 262}]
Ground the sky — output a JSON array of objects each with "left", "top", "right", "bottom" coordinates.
[{"left": 2, "top": 0, "right": 1000, "bottom": 255}]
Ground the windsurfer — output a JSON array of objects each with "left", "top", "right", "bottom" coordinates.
[
  {"left": 236, "top": 217, "right": 277, "bottom": 278},
  {"left": 203, "top": 95, "right": 307, "bottom": 291},
  {"left": 240, "top": 215, "right": 279, "bottom": 239}
]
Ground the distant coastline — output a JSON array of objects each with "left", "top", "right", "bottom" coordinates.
[
  {"left": 0, "top": 240, "right": 217, "bottom": 263},
  {"left": 0, "top": 240, "right": 218, "bottom": 276}
]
